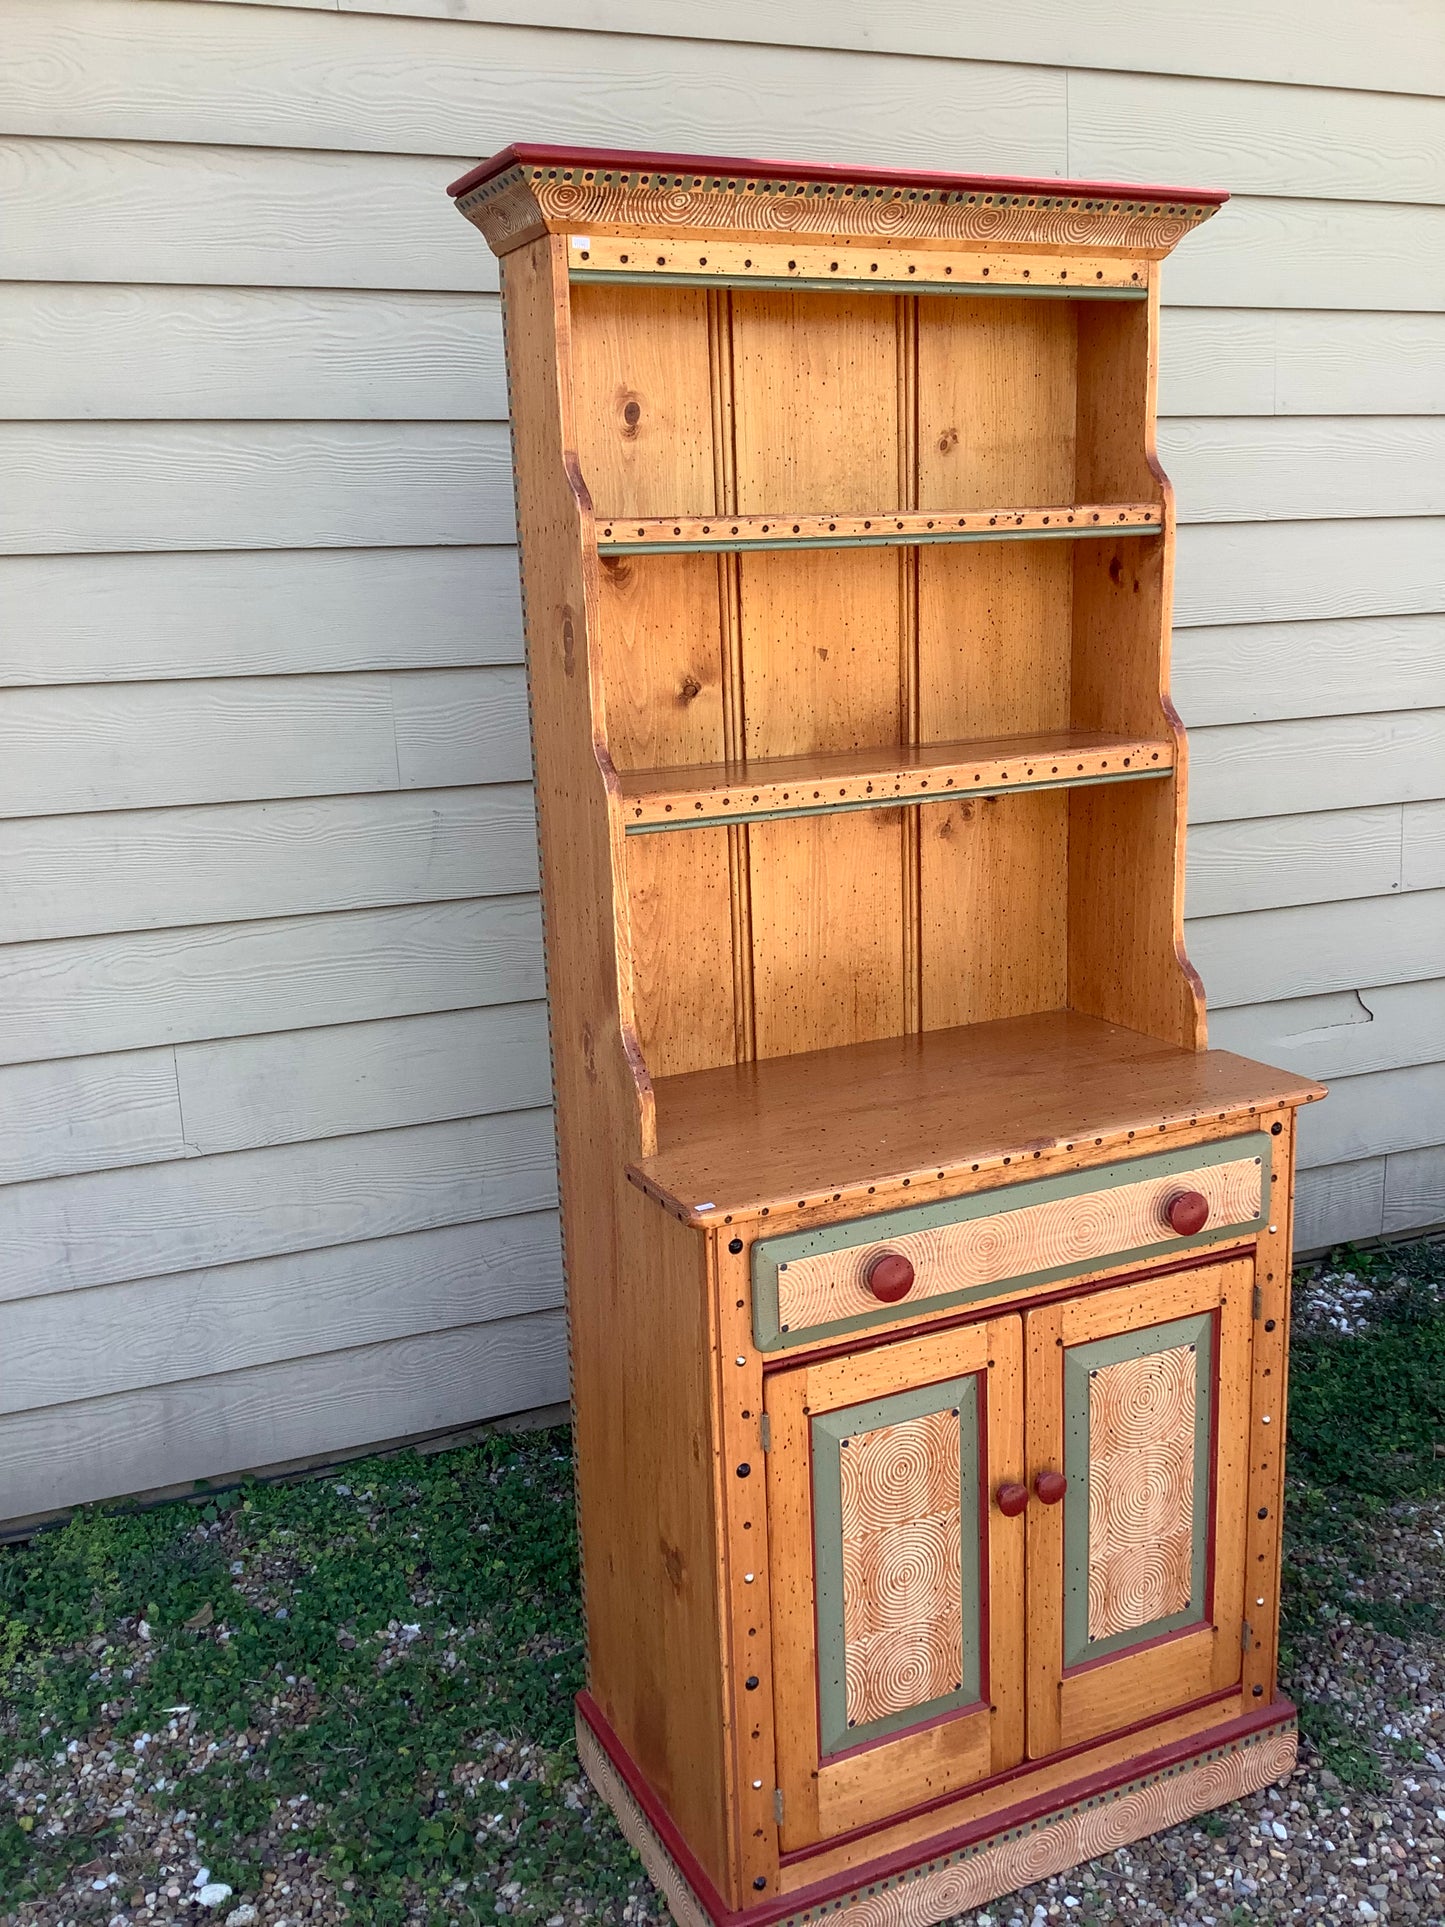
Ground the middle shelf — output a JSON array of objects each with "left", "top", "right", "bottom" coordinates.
[
  {"left": 596, "top": 501, "right": 1162, "bottom": 554},
  {"left": 617, "top": 728, "right": 1174, "bottom": 832}
]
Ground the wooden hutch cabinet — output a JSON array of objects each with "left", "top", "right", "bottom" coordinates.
[{"left": 449, "top": 145, "right": 1324, "bottom": 1927}]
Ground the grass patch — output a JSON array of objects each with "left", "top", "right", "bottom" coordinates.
[
  {"left": 1281, "top": 1239, "right": 1445, "bottom": 1789},
  {"left": 1286, "top": 1242, "right": 1445, "bottom": 1502},
  {"left": 0, "top": 1435, "right": 648, "bottom": 1922},
  {"left": 1295, "top": 1698, "right": 1388, "bottom": 1795}
]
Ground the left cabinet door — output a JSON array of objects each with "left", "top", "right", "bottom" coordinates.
[{"left": 765, "top": 1316, "right": 1026, "bottom": 1852}]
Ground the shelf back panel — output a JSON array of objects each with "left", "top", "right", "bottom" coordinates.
[
  {"left": 917, "top": 295, "right": 1077, "bottom": 508},
  {"left": 732, "top": 291, "right": 909, "bottom": 1058}
]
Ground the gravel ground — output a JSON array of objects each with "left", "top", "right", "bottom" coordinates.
[{"left": 3, "top": 1252, "right": 1441, "bottom": 1927}]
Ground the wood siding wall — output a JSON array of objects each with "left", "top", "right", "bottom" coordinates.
[{"left": 2, "top": 0, "right": 1441, "bottom": 1524}]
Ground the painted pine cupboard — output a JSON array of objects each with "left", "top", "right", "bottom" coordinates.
[{"left": 449, "top": 144, "right": 1325, "bottom": 1927}]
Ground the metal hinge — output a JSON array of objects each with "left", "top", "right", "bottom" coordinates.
[
  {"left": 774, "top": 1788, "right": 784, "bottom": 1824},
  {"left": 760, "top": 1413, "right": 771, "bottom": 1452},
  {"left": 1252, "top": 1284, "right": 1263, "bottom": 1319},
  {"left": 1241, "top": 1618, "right": 1253, "bottom": 1651}
]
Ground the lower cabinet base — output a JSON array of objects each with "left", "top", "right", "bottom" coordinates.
[{"left": 576, "top": 1693, "right": 1298, "bottom": 1927}]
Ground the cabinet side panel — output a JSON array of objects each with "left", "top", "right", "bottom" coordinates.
[
  {"left": 570, "top": 1186, "right": 732, "bottom": 1896},
  {"left": 1243, "top": 1116, "right": 1297, "bottom": 1704},
  {"left": 1068, "top": 533, "right": 1203, "bottom": 1047},
  {"left": 1074, "top": 301, "right": 1157, "bottom": 504},
  {"left": 1068, "top": 277, "right": 1204, "bottom": 1048},
  {"left": 500, "top": 237, "right": 650, "bottom": 1160},
  {"left": 731, "top": 293, "right": 907, "bottom": 1057},
  {"left": 502, "top": 246, "right": 731, "bottom": 1882}
]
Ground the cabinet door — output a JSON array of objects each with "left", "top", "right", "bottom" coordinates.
[
  {"left": 765, "top": 1316, "right": 1024, "bottom": 1851},
  {"left": 1024, "top": 1257, "right": 1252, "bottom": 1758}
]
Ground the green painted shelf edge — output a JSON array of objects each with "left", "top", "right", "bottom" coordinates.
[{"left": 624, "top": 764, "right": 1170, "bottom": 835}]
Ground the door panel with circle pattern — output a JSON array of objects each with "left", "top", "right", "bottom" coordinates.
[
  {"left": 1023, "top": 1258, "right": 1253, "bottom": 1757},
  {"left": 765, "top": 1315, "right": 1025, "bottom": 1850}
]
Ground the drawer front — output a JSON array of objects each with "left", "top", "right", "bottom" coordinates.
[{"left": 751, "top": 1135, "right": 1269, "bottom": 1352}]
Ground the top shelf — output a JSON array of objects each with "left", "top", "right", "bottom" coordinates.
[{"left": 597, "top": 503, "right": 1162, "bottom": 555}]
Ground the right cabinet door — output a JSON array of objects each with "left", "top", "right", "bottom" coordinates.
[{"left": 1023, "top": 1255, "right": 1253, "bottom": 1758}]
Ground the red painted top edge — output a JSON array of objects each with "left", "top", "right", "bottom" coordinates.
[{"left": 445, "top": 141, "right": 1229, "bottom": 206}]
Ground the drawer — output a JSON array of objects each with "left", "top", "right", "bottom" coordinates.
[{"left": 751, "top": 1134, "right": 1269, "bottom": 1352}]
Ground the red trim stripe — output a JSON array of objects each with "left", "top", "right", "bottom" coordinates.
[{"left": 447, "top": 142, "right": 1228, "bottom": 206}]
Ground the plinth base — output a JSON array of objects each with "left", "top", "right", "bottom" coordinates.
[{"left": 576, "top": 1693, "right": 1297, "bottom": 1927}]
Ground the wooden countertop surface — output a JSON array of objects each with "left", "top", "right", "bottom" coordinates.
[{"left": 629, "top": 1012, "right": 1325, "bottom": 1225}]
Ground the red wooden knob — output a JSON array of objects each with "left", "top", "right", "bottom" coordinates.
[
  {"left": 996, "top": 1482, "right": 1029, "bottom": 1519},
  {"left": 1034, "top": 1470, "right": 1068, "bottom": 1506},
  {"left": 1165, "top": 1189, "right": 1210, "bottom": 1236},
  {"left": 866, "top": 1251, "right": 915, "bottom": 1303}
]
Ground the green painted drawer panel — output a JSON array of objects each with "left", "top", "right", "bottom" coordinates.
[{"left": 752, "top": 1135, "right": 1270, "bottom": 1353}]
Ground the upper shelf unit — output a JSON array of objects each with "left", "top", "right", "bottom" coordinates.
[
  {"left": 618, "top": 728, "right": 1173, "bottom": 833},
  {"left": 597, "top": 502, "right": 1161, "bottom": 555},
  {"left": 451, "top": 146, "right": 1227, "bottom": 1079}
]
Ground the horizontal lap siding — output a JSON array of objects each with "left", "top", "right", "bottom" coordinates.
[
  {"left": 4, "top": 418, "right": 1443, "bottom": 557},
  {"left": 0, "top": 668, "right": 532, "bottom": 814},
  {"left": 1, "top": 0, "right": 1440, "bottom": 1521},
  {"left": 5, "top": 291, "right": 1444, "bottom": 422},
  {"left": 219, "top": 0, "right": 1433, "bottom": 97}
]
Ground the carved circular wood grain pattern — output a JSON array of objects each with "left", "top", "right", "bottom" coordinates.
[
  {"left": 1091, "top": 1435, "right": 1194, "bottom": 1537},
  {"left": 838, "top": 1412, "right": 958, "bottom": 1534},
  {"left": 817, "top": 1729, "right": 1297, "bottom": 1927},
  {"left": 1087, "top": 1347, "right": 1197, "bottom": 1640},
  {"left": 1091, "top": 1345, "right": 1198, "bottom": 1457},
  {"left": 464, "top": 170, "right": 1206, "bottom": 259},
  {"left": 838, "top": 1412, "right": 962, "bottom": 1725},
  {"left": 845, "top": 1612, "right": 961, "bottom": 1726},
  {"left": 845, "top": 1513, "right": 961, "bottom": 1619},
  {"left": 776, "top": 1157, "right": 1263, "bottom": 1335}
]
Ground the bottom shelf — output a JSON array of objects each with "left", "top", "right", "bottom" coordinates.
[{"left": 629, "top": 1011, "right": 1324, "bottom": 1224}]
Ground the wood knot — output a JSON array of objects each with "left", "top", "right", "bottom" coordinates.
[
  {"left": 619, "top": 390, "right": 643, "bottom": 439},
  {"left": 677, "top": 674, "right": 703, "bottom": 703},
  {"left": 937, "top": 425, "right": 959, "bottom": 453},
  {"left": 659, "top": 1539, "right": 686, "bottom": 1593},
  {"left": 1108, "top": 554, "right": 1123, "bottom": 585}
]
